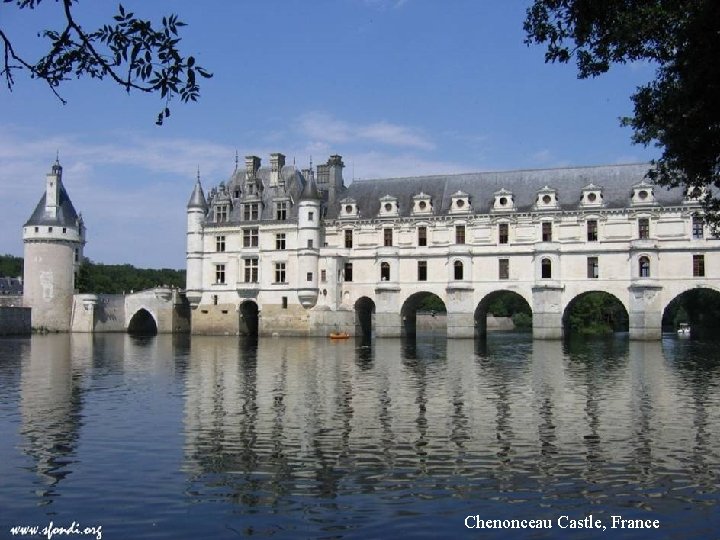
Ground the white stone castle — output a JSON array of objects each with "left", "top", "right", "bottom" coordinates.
[{"left": 185, "top": 153, "right": 719, "bottom": 340}]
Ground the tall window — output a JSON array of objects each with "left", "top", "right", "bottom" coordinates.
[
  {"left": 215, "top": 264, "right": 226, "bottom": 284},
  {"left": 321, "top": 269, "right": 327, "bottom": 282},
  {"left": 307, "top": 272, "right": 313, "bottom": 282},
  {"left": 499, "top": 259, "right": 509, "bottom": 280},
  {"left": 276, "top": 201, "right": 287, "bottom": 220},
  {"left": 587, "top": 257, "right": 599, "bottom": 279},
  {"left": 215, "top": 204, "right": 228, "bottom": 222},
  {"left": 639, "top": 256, "right": 650, "bottom": 278},
  {"left": 380, "top": 262, "right": 390, "bottom": 281},
  {"left": 638, "top": 218, "right": 650, "bottom": 239},
  {"left": 244, "top": 258, "right": 258, "bottom": 283},
  {"left": 275, "top": 233, "right": 286, "bottom": 250},
  {"left": 499, "top": 223, "right": 509, "bottom": 244},
  {"left": 418, "top": 226, "right": 427, "bottom": 247},
  {"left": 344, "top": 229, "right": 353, "bottom": 248},
  {"left": 454, "top": 260, "right": 464, "bottom": 280},
  {"left": 308, "top": 211, "right": 314, "bottom": 221},
  {"left": 541, "top": 258, "right": 552, "bottom": 279},
  {"left": 274, "top": 262, "right": 286, "bottom": 283},
  {"left": 243, "top": 203, "right": 259, "bottom": 221},
  {"left": 693, "top": 255, "right": 705, "bottom": 277},
  {"left": 216, "top": 235, "right": 226, "bottom": 252},
  {"left": 243, "top": 228, "right": 259, "bottom": 247},
  {"left": 418, "top": 260, "right": 427, "bottom": 281},
  {"left": 455, "top": 225, "right": 466, "bottom": 244},
  {"left": 542, "top": 222, "right": 552, "bottom": 242},
  {"left": 384, "top": 228, "right": 393, "bottom": 247},
  {"left": 307, "top": 239, "right": 314, "bottom": 248},
  {"left": 344, "top": 262, "right": 353, "bottom": 282},
  {"left": 587, "top": 220, "right": 598, "bottom": 242},
  {"left": 692, "top": 216, "right": 704, "bottom": 239}
]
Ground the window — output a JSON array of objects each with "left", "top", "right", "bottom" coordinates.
[
  {"left": 215, "top": 264, "right": 226, "bottom": 284},
  {"left": 34, "top": 226, "right": 39, "bottom": 233},
  {"left": 307, "top": 272, "right": 313, "bottom": 282},
  {"left": 638, "top": 218, "right": 650, "bottom": 239},
  {"left": 639, "top": 256, "right": 650, "bottom": 278},
  {"left": 587, "top": 257, "right": 599, "bottom": 279},
  {"left": 542, "top": 222, "right": 552, "bottom": 242},
  {"left": 307, "top": 239, "right": 314, "bottom": 248},
  {"left": 344, "top": 262, "right": 353, "bottom": 282},
  {"left": 321, "top": 269, "right": 327, "bottom": 282},
  {"left": 275, "top": 233, "right": 286, "bottom": 250},
  {"left": 244, "top": 258, "right": 258, "bottom": 283},
  {"left": 308, "top": 211, "right": 314, "bottom": 221},
  {"left": 380, "top": 262, "right": 390, "bottom": 281},
  {"left": 62, "top": 227, "right": 67, "bottom": 233},
  {"left": 282, "top": 296, "right": 288, "bottom": 309},
  {"left": 693, "top": 216, "right": 704, "bottom": 239},
  {"left": 48, "top": 227, "right": 53, "bottom": 233},
  {"left": 212, "top": 295, "right": 218, "bottom": 305},
  {"left": 541, "top": 258, "right": 552, "bottom": 279},
  {"left": 243, "top": 203, "right": 259, "bottom": 221},
  {"left": 587, "top": 220, "right": 598, "bottom": 242},
  {"left": 276, "top": 201, "right": 288, "bottom": 220},
  {"left": 454, "top": 260, "right": 464, "bottom": 280},
  {"left": 74, "top": 248, "right": 79, "bottom": 262},
  {"left": 216, "top": 235, "right": 226, "bottom": 252},
  {"left": 499, "top": 259, "right": 509, "bottom": 280},
  {"left": 456, "top": 225, "right": 466, "bottom": 244},
  {"left": 499, "top": 223, "right": 509, "bottom": 244},
  {"left": 693, "top": 255, "right": 705, "bottom": 277},
  {"left": 344, "top": 229, "right": 353, "bottom": 248},
  {"left": 384, "top": 228, "right": 393, "bottom": 247},
  {"left": 243, "top": 228, "right": 259, "bottom": 247},
  {"left": 418, "top": 260, "right": 427, "bottom": 281},
  {"left": 215, "top": 205, "right": 228, "bottom": 222},
  {"left": 274, "top": 262, "right": 286, "bottom": 283},
  {"left": 418, "top": 226, "right": 427, "bottom": 247}
]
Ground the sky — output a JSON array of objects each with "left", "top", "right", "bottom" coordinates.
[{"left": 0, "top": 0, "right": 660, "bottom": 269}]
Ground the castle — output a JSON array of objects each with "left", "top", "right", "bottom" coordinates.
[{"left": 186, "top": 153, "right": 718, "bottom": 340}]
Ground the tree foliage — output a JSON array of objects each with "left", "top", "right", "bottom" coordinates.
[
  {"left": 525, "top": 0, "right": 720, "bottom": 231},
  {"left": 662, "top": 288, "right": 720, "bottom": 338},
  {"left": 0, "top": 254, "right": 23, "bottom": 277},
  {"left": 1, "top": 0, "right": 212, "bottom": 124},
  {"left": 564, "top": 292, "right": 628, "bottom": 336},
  {"left": 75, "top": 260, "right": 185, "bottom": 294}
]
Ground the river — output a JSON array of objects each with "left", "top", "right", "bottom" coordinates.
[{"left": 0, "top": 332, "right": 718, "bottom": 539}]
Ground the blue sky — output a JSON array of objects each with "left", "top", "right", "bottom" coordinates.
[{"left": 0, "top": 0, "right": 659, "bottom": 269}]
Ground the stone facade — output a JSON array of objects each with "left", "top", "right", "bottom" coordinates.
[{"left": 186, "top": 155, "right": 719, "bottom": 339}]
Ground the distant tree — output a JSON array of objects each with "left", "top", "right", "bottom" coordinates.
[
  {"left": 76, "top": 259, "right": 185, "bottom": 294},
  {"left": 525, "top": 1, "right": 720, "bottom": 232},
  {"left": 418, "top": 294, "right": 446, "bottom": 313},
  {"left": 0, "top": 254, "right": 23, "bottom": 277},
  {"left": 565, "top": 292, "right": 628, "bottom": 335},
  {"left": 1, "top": 0, "right": 212, "bottom": 124}
]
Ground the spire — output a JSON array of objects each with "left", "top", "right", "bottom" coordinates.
[
  {"left": 187, "top": 171, "right": 207, "bottom": 210},
  {"left": 300, "top": 171, "right": 321, "bottom": 201},
  {"left": 234, "top": 150, "right": 239, "bottom": 172}
]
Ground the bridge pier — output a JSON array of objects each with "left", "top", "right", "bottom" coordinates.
[
  {"left": 532, "top": 284, "right": 564, "bottom": 340},
  {"left": 447, "top": 312, "right": 475, "bottom": 338},
  {"left": 629, "top": 283, "right": 663, "bottom": 340},
  {"left": 374, "top": 312, "right": 402, "bottom": 337}
]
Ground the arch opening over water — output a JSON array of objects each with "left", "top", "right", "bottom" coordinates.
[
  {"left": 474, "top": 290, "right": 532, "bottom": 338},
  {"left": 563, "top": 291, "right": 628, "bottom": 337},
  {"left": 662, "top": 287, "right": 720, "bottom": 339},
  {"left": 239, "top": 301, "right": 259, "bottom": 337},
  {"left": 401, "top": 292, "right": 447, "bottom": 338},
  {"left": 354, "top": 296, "right": 376, "bottom": 339},
  {"left": 127, "top": 309, "right": 158, "bottom": 335}
]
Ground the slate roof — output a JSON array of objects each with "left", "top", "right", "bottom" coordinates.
[
  {"left": 326, "top": 163, "right": 686, "bottom": 219},
  {"left": 0, "top": 277, "right": 22, "bottom": 295},
  {"left": 187, "top": 179, "right": 208, "bottom": 209},
  {"left": 24, "top": 183, "right": 81, "bottom": 227}
]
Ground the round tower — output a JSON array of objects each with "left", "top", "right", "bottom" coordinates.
[
  {"left": 186, "top": 172, "right": 207, "bottom": 308},
  {"left": 23, "top": 159, "right": 86, "bottom": 332},
  {"left": 297, "top": 171, "right": 321, "bottom": 308}
]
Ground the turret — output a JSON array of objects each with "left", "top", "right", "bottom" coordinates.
[
  {"left": 186, "top": 172, "right": 207, "bottom": 307},
  {"left": 23, "top": 158, "right": 86, "bottom": 331},
  {"left": 296, "top": 170, "right": 321, "bottom": 308}
]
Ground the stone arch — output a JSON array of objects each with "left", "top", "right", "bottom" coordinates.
[
  {"left": 127, "top": 308, "right": 158, "bottom": 335},
  {"left": 239, "top": 300, "right": 259, "bottom": 336},
  {"left": 400, "top": 291, "right": 447, "bottom": 337},
  {"left": 562, "top": 291, "right": 629, "bottom": 336},
  {"left": 354, "top": 296, "right": 376, "bottom": 339},
  {"left": 661, "top": 286, "right": 720, "bottom": 338},
  {"left": 474, "top": 290, "right": 532, "bottom": 337}
]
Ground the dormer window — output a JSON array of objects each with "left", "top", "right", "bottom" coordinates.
[
  {"left": 684, "top": 186, "right": 706, "bottom": 204},
  {"left": 412, "top": 192, "right": 432, "bottom": 215},
  {"left": 631, "top": 181, "right": 657, "bottom": 206},
  {"left": 535, "top": 186, "right": 559, "bottom": 210},
  {"left": 581, "top": 184, "right": 603, "bottom": 208},
  {"left": 493, "top": 189, "right": 515, "bottom": 212},
  {"left": 340, "top": 197, "right": 358, "bottom": 218},
  {"left": 379, "top": 195, "right": 399, "bottom": 217},
  {"left": 449, "top": 191, "right": 471, "bottom": 214},
  {"left": 215, "top": 204, "right": 229, "bottom": 222}
]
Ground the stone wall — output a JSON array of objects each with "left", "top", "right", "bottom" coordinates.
[
  {"left": 0, "top": 295, "right": 22, "bottom": 307},
  {"left": 0, "top": 306, "right": 31, "bottom": 335}
]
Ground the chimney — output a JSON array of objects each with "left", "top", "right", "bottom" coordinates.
[
  {"left": 269, "top": 152, "right": 285, "bottom": 186},
  {"left": 327, "top": 154, "right": 344, "bottom": 204},
  {"left": 245, "top": 155, "right": 261, "bottom": 180}
]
